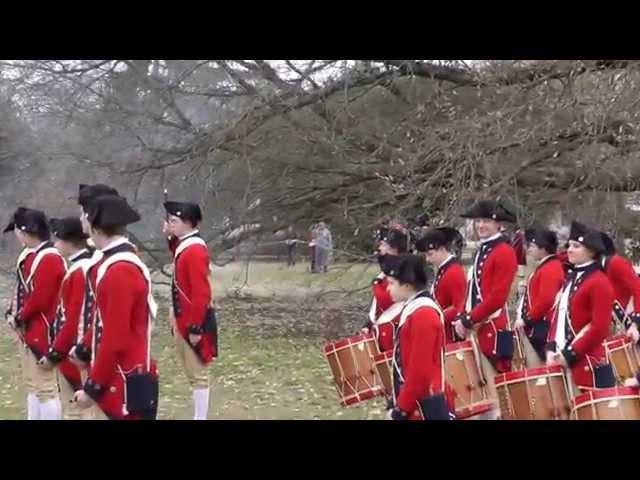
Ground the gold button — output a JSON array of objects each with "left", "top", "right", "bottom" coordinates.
[
  {"left": 109, "top": 386, "right": 116, "bottom": 393},
  {"left": 584, "top": 366, "right": 589, "bottom": 371}
]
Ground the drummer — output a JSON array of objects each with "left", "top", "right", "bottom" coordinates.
[
  {"left": 363, "top": 224, "right": 410, "bottom": 352},
  {"left": 545, "top": 221, "right": 615, "bottom": 391},
  {"left": 384, "top": 254, "right": 453, "bottom": 420},
  {"left": 452, "top": 200, "right": 518, "bottom": 419},
  {"left": 599, "top": 232, "right": 640, "bottom": 342},
  {"left": 513, "top": 227, "right": 565, "bottom": 365},
  {"left": 415, "top": 227, "right": 466, "bottom": 344}
]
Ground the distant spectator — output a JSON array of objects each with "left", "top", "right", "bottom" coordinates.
[
  {"left": 285, "top": 226, "right": 297, "bottom": 267},
  {"left": 308, "top": 224, "right": 317, "bottom": 273},
  {"left": 314, "top": 222, "right": 333, "bottom": 273}
]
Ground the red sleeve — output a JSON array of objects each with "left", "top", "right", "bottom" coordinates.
[
  {"left": 53, "top": 269, "right": 85, "bottom": 355},
  {"left": 528, "top": 262, "right": 565, "bottom": 322},
  {"left": 610, "top": 256, "right": 640, "bottom": 314},
  {"left": 19, "top": 254, "right": 65, "bottom": 323},
  {"left": 184, "top": 245, "right": 212, "bottom": 329},
  {"left": 442, "top": 266, "right": 467, "bottom": 324},
  {"left": 397, "top": 309, "right": 443, "bottom": 413},
  {"left": 571, "top": 277, "right": 614, "bottom": 357},
  {"left": 89, "top": 263, "right": 141, "bottom": 386},
  {"left": 470, "top": 245, "right": 517, "bottom": 323}
]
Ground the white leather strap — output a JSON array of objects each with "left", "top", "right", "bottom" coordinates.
[
  {"left": 96, "top": 252, "right": 157, "bottom": 370},
  {"left": 175, "top": 236, "right": 207, "bottom": 259},
  {"left": 26, "top": 247, "right": 64, "bottom": 285}
]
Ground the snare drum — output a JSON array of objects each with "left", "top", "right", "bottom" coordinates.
[
  {"left": 494, "top": 365, "right": 571, "bottom": 420},
  {"left": 571, "top": 386, "right": 640, "bottom": 420},
  {"left": 603, "top": 334, "right": 640, "bottom": 383},
  {"left": 445, "top": 340, "right": 493, "bottom": 419},
  {"left": 324, "top": 333, "right": 384, "bottom": 406},
  {"left": 373, "top": 350, "right": 393, "bottom": 397}
]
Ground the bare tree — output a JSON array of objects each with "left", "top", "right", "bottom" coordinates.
[{"left": 3, "top": 59, "right": 640, "bottom": 269}]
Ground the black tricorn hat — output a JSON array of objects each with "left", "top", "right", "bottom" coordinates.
[
  {"left": 379, "top": 253, "right": 402, "bottom": 277},
  {"left": 600, "top": 232, "right": 616, "bottom": 256},
  {"left": 375, "top": 227, "right": 409, "bottom": 253},
  {"left": 50, "top": 217, "right": 89, "bottom": 242},
  {"left": 374, "top": 226, "right": 410, "bottom": 253},
  {"left": 569, "top": 221, "right": 606, "bottom": 254},
  {"left": 4, "top": 207, "right": 50, "bottom": 238},
  {"left": 163, "top": 201, "right": 203, "bottom": 226},
  {"left": 384, "top": 254, "right": 429, "bottom": 288},
  {"left": 460, "top": 200, "right": 517, "bottom": 223},
  {"left": 78, "top": 184, "right": 119, "bottom": 209},
  {"left": 524, "top": 227, "right": 559, "bottom": 254},
  {"left": 415, "top": 227, "right": 461, "bottom": 252},
  {"left": 85, "top": 194, "right": 140, "bottom": 229}
]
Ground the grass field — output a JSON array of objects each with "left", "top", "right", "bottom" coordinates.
[{"left": 0, "top": 261, "right": 389, "bottom": 420}]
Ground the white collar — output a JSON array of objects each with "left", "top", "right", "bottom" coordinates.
[
  {"left": 179, "top": 229, "right": 199, "bottom": 241},
  {"left": 480, "top": 232, "right": 502, "bottom": 244},
  {"left": 69, "top": 248, "right": 89, "bottom": 262},
  {"left": 438, "top": 254, "right": 455, "bottom": 270},
  {"left": 100, "top": 236, "right": 130, "bottom": 253}
]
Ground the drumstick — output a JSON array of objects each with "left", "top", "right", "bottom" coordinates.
[
  {"left": 565, "top": 368, "right": 575, "bottom": 403},
  {"left": 470, "top": 332, "right": 487, "bottom": 386},
  {"left": 514, "top": 329, "right": 527, "bottom": 371}
]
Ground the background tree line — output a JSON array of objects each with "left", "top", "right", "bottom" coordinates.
[{"left": 1, "top": 59, "right": 639, "bottom": 272}]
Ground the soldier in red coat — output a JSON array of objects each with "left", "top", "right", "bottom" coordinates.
[
  {"left": 37, "top": 217, "right": 94, "bottom": 419},
  {"left": 454, "top": 201, "right": 518, "bottom": 368},
  {"left": 546, "top": 221, "right": 615, "bottom": 391},
  {"left": 599, "top": 232, "right": 640, "bottom": 342},
  {"left": 513, "top": 228, "right": 565, "bottom": 365},
  {"left": 164, "top": 200, "right": 217, "bottom": 420},
  {"left": 453, "top": 200, "right": 518, "bottom": 418},
  {"left": 3, "top": 207, "right": 66, "bottom": 420},
  {"left": 73, "top": 195, "right": 159, "bottom": 420},
  {"left": 362, "top": 225, "right": 409, "bottom": 352},
  {"left": 416, "top": 227, "right": 466, "bottom": 344},
  {"left": 69, "top": 184, "right": 121, "bottom": 375},
  {"left": 384, "top": 254, "right": 454, "bottom": 420}
]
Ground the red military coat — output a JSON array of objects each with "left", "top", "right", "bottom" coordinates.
[
  {"left": 171, "top": 232, "right": 217, "bottom": 364},
  {"left": 466, "top": 235, "right": 518, "bottom": 372},
  {"left": 392, "top": 293, "right": 454, "bottom": 419},
  {"left": 369, "top": 274, "right": 402, "bottom": 352},
  {"left": 520, "top": 255, "right": 565, "bottom": 341},
  {"left": 51, "top": 249, "right": 95, "bottom": 389},
  {"left": 13, "top": 247, "right": 35, "bottom": 317},
  {"left": 603, "top": 254, "right": 640, "bottom": 326},
  {"left": 85, "top": 240, "right": 157, "bottom": 419},
  {"left": 548, "top": 262, "right": 614, "bottom": 389},
  {"left": 72, "top": 249, "right": 103, "bottom": 363},
  {"left": 432, "top": 255, "right": 466, "bottom": 344},
  {"left": 76, "top": 241, "right": 138, "bottom": 361},
  {"left": 19, "top": 242, "right": 66, "bottom": 357}
]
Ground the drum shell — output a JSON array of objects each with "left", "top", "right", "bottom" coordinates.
[
  {"left": 444, "top": 340, "right": 490, "bottom": 418},
  {"left": 325, "top": 333, "right": 384, "bottom": 406},
  {"left": 572, "top": 386, "right": 640, "bottom": 420},
  {"left": 495, "top": 366, "right": 571, "bottom": 420},
  {"left": 604, "top": 335, "right": 640, "bottom": 384}
]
